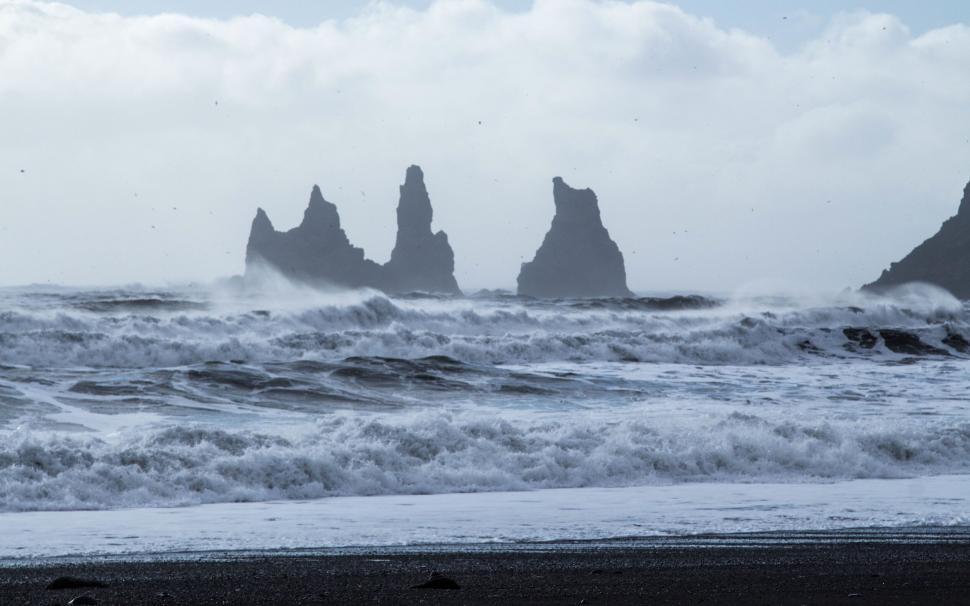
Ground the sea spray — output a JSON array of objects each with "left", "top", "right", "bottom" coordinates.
[{"left": 2, "top": 409, "right": 970, "bottom": 511}]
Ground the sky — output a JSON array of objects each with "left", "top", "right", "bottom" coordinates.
[{"left": 0, "top": 0, "right": 968, "bottom": 293}]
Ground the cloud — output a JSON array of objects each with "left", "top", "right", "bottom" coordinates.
[{"left": 0, "top": 0, "right": 968, "bottom": 292}]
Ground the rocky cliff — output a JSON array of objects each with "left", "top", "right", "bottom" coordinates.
[
  {"left": 864, "top": 179, "right": 970, "bottom": 299},
  {"left": 245, "top": 166, "right": 460, "bottom": 294},
  {"left": 383, "top": 166, "right": 461, "bottom": 294},
  {"left": 245, "top": 185, "right": 384, "bottom": 289},
  {"left": 517, "top": 177, "right": 632, "bottom": 298}
]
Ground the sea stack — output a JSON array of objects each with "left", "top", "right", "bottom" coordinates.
[
  {"left": 245, "top": 185, "right": 384, "bottom": 289},
  {"left": 864, "top": 178, "right": 970, "bottom": 299},
  {"left": 517, "top": 177, "right": 633, "bottom": 298},
  {"left": 382, "top": 166, "right": 461, "bottom": 294},
  {"left": 245, "top": 166, "right": 461, "bottom": 294}
]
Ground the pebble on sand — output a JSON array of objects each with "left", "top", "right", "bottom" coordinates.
[{"left": 411, "top": 572, "right": 461, "bottom": 590}]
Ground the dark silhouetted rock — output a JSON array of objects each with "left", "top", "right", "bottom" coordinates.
[
  {"left": 411, "top": 572, "right": 460, "bottom": 590},
  {"left": 943, "top": 331, "right": 970, "bottom": 353},
  {"left": 864, "top": 179, "right": 970, "bottom": 299},
  {"left": 879, "top": 330, "right": 949, "bottom": 356},
  {"left": 246, "top": 185, "right": 384, "bottom": 289},
  {"left": 383, "top": 166, "right": 461, "bottom": 294},
  {"left": 843, "top": 328, "right": 878, "bottom": 350},
  {"left": 245, "top": 167, "right": 461, "bottom": 294},
  {"left": 518, "top": 177, "right": 632, "bottom": 298},
  {"left": 46, "top": 577, "right": 108, "bottom": 591}
]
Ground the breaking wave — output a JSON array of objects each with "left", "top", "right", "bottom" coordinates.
[
  {"left": 3, "top": 284, "right": 970, "bottom": 515},
  {"left": 3, "top": 410, "right": 970, "bottom": 512},
  {"left": 0, "top": 286, "right": 967, "bottom": 368}
]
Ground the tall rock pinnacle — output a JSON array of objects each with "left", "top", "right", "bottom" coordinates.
[
  {"left": 245, "top": 167, "right": 461, "bottom": 294},
  {"left": 517, "top": 177, "right": 632, "bottom": 298},
  {"left": 396, "top": 166, "right": 434, "bottom": 237},
  {"left": 383, "top": 165, "right": 461, "bottom": 294},
  {"left": 960, "top": 179, "right": 970, "bottom": 216},
  {"left": 864, "top": 177, "right": 970, "bottom": 299}
]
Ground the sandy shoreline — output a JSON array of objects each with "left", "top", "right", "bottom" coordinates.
[{"left": 3, "top": 529, "right": 969, "bottom": 605}]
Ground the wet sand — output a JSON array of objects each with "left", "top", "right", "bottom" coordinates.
[{"left": 3, "top": 532, "right": 969, "bottom": 605}]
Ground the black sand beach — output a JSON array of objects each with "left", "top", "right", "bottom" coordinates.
[{"left": 3, "top": 531, "right": 969, "bottom": 605}]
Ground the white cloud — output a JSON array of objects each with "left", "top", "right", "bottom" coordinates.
[{"left": 0, "top": 0, "right": 968, "bottom": 292}]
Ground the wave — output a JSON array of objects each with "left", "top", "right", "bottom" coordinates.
[
  {"left": 2, "top": 410, "right": 969, "bottom": 511},
  {"left": 0, "top": 287, "right": 967, "bottom": 368},
  {"left": 43, "top": 356, "right": 614, "bottom": 411}
]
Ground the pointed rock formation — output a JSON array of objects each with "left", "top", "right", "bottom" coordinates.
[
  {"left": 517, "top": 177, "right": 633, "bottom": 298},
  {"left": 245, "top": 185, "right": 384, "bottom": 289},
  {"left": 383, "top": 166, "right": 461, "bottom": 294},
  {"left": 864, "top": 179, "right": 970, "bottom": 299},
  {"left": 245, "top": 167, "right": 461, "bottom": 294}
]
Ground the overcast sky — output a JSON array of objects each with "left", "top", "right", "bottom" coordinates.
[{"left": 1, "top": 0, "right": 968, "bottom": 293}]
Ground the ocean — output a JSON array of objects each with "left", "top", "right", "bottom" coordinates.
[{"left": 1, "top": 281, "right": 969, "bottom": 558}]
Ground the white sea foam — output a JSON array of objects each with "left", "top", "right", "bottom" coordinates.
[
  {"left": 2, "top": 283, "right": 970, "bottom": 545},
  {"left": 2, "top": 409, "right": 969, "bottom": 512},
  {"left": 0, "top": 284, "right": 966, "bottom": 368},
  {"left": 5, "top": 476, "right": 970, "bottom": 558}
]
